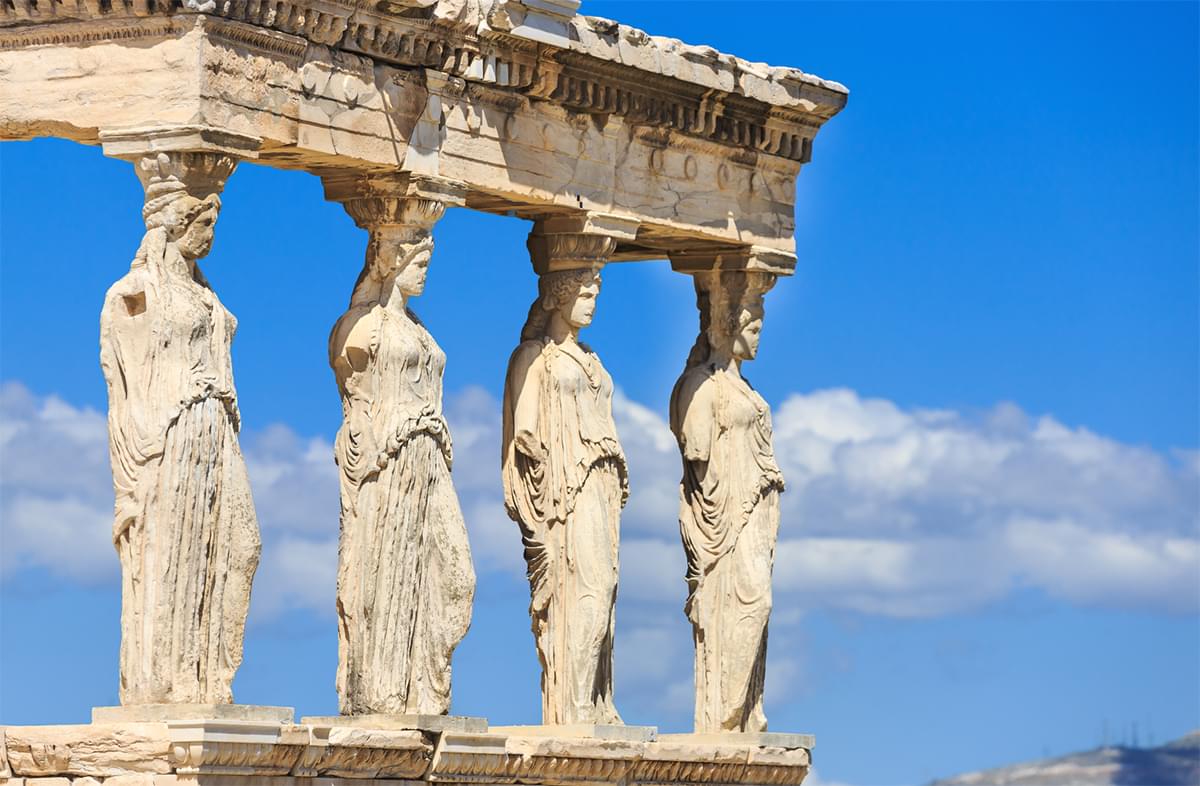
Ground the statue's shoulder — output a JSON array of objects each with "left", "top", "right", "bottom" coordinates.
[
  {"left": 104, "top": 266, "right": 149, "bottom": 298},
  {"left": 330, "top": 304, "right": 380, "bottom": 352},
  {"left": 100, "top": 268, "right": 153, "bottom": 327},
  {"left": 509, "top": 338, "right": 548, "bottom": 367},
  {"left": 678, "top": 362, "right": 719, "bottom": 400},
  {"left": 670, "top": 365, "right": 718, "bottom": 426}
]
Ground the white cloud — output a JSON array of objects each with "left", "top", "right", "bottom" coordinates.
[
  {"left": 0, "top": 381, "right": 344, "bottom": 620},
  {"left": 249, "top": 536, "right": 337, "bottom": 620},
  {"left": 0, "top": 382, "right": 115, "bottom": 582},
  {"left": 769, "top": 388, "right": 1200, "bottom": 616},
  {"left": 3, "top": 381, "right": 1197, "bottom": 629}
]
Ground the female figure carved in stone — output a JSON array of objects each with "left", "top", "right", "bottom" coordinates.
[
  {"left": 100, "top": 154, "right": 260, "bottom": 705},
  {"left": 502, "top": 266, "right": 628, "bottom": 725},
  {"left": 668, "top": 272, "right": 785, "bottom": 733},
  {"left": 330, "top": 223, "right": 475, "bottom": 715}
]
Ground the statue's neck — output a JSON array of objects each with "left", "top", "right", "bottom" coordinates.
[
  {"left": 169, "top": 248, "right": 198, "bottom": 282},
  {"left": 707, "top": 346, "right": 740, "bottom": 374},
  {"left": 380, "top": 277, "right": 409, "bottom": 315},
  {"left": 546, "top": 312, "right": 578, "bottom": 345}
]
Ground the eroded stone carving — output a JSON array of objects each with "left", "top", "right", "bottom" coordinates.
[
  {"left": 328, "top": 179, "right": 475, "bottom": 716},
  {"left": 99, "top": 150, "right": 260, "bottom": 706},
  {"left": 668, "top": 271, "right": 785, "bottom": 733},
  {"left": 501, "top": 239, "right": 628, "bottom": 725}
]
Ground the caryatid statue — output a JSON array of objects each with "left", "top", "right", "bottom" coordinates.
[
  {"left": 326, "top": 174, "right": 475, "bottom": 716},
  {"left": 501, "top": 216, "right": 637, "bottom": 725},
  {"left": 99, "top": 149, "right": 260, "bottom": 705},
  {"left": 669, "top": 268, "right": 785, "bottom": 733}
]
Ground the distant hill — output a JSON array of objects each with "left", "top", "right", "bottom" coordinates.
[{"left": 927, "top": 731, "right": 1199, "bottom": 786}]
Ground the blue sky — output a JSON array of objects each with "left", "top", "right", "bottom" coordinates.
[{"left": 1, "top": 3, "right": 1197, "bottom": 786}]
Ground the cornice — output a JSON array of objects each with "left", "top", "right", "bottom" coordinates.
[{"left": 0, "top": 0, "right": 842, "bottom": 164}]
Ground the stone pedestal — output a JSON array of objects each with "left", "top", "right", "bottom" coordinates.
[
  {"left": 302, "top": 715, "right": 487, "bottom": 733},
  {"left": 0, "top": 719, "right": 815, "bottom": 786},
  {"left": 490, "top": 724, "right": 657, "bottom": 742},
  {"left": 661, "top": 732, "right": 816, "bottom": 750},
  {"left": 92, "top": 705, "right": 293, "bottom": 724}
]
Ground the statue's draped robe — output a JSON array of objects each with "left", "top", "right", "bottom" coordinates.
[
  {"left": 331, "top": 300, "right": 475, "bottom": 715},
  {"left": 670, "top": 363, "right": 785, "bottom": 732},
  {"left": 502, "top": 339, "right": 628, "bottom": 725},
  {"left": 100, "top": 227, "right": 260, "bottom": 705}
]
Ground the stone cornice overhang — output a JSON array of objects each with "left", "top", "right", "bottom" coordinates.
[{"left": 0, "top": 0, "right": 846, "bottom": 165}]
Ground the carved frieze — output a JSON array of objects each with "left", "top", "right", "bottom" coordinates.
[
  {"left": 430, "top": 734, "right": 643, "bottom": 786},
  {"left": 289, "top": 726, "right": 433, "bottom": 779},
  {"left": 167, "top": 722, "right": 302, "bottom": 776}
]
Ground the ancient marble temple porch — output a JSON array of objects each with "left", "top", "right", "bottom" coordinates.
[{"left": 0, "top": 1, "right": 845, "bottom": 784}]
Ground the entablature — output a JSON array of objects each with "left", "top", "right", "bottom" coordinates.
[{"left": 0, "top": 0, "right": 847, "bottom": 260}]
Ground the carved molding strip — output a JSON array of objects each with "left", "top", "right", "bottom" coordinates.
[
  {"left": 0, "top": 13, "right": 182, "bottom": 47},
  {"left": 538, "top": 52, "right": 822, "bottom": 163}
]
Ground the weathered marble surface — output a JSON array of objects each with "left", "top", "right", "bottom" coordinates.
[
  {"left": 669, "top": 270, "right": 784, "bottom": 733},
  {"left": 327, "top": 176, "right": 475, "bottom": 716},
  {"left": 99, "top": 150, "right": 259, "bottom": 707},
  {"left": 0, "top": 721, "right": 814, "bottom": 786},
  {"left": 502, "top": 228, "right": 629, "bottom": 725}
]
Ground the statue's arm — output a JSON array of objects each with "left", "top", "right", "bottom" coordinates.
[
  {"left": 677, "top": 373, "right": 715, "bottom": 465},
  {"left": 508, "top": 343, "right": 546, "bottom": 462}
]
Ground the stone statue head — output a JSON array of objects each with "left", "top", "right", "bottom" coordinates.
[
  {"left": 350, "top": 227, "right": 435, "bottom": 305},
  {"left": 687, "top": 270, "right": 774, "bottom": 367},
  {"left": 732, "top": 301, "right": 765, "bottom": 361},
  {"left": 141, "top": 178, "right": 221, "bottom": 262},
  {"left": 520, "top": 266, "right": 603, "bottom": 341},
  {"left": 374, "top": 228, "right": 435, "bottom": 295}
]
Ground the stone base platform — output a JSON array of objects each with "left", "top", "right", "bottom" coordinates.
[{"left": 0, "top": 715, "right": 814, "bottom": 786}]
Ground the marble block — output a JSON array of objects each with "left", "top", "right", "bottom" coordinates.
[{"left": 302, "top": 714, "right": 487, "bottom": 733}]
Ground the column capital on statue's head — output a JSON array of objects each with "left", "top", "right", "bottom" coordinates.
[
  {"left": 527, "top": 211, "right": 639, "bottom": 275},
  {"left": 668, "top": 245, "right": 797, "bottom": 278},
  {"left": 100, "top": 125, "right": 261, "bottom": 201},
  {"left": 99, "top": 125, "right": 262, "bottom": 162},
  {"left": 322, "top": 171, "right": 467, "bottom": 232}
]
